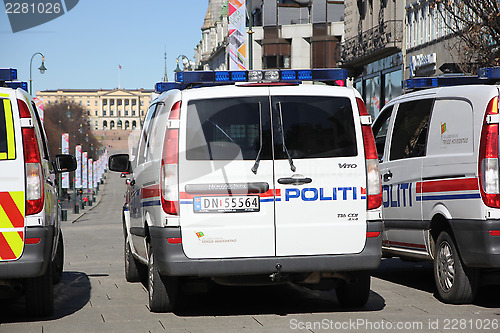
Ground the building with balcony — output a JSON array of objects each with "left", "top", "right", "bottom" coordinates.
[
  {"left": 195, "top": 0, "right": 345, "bottom": 71},
  {"left": 36, "top": 88, "right": 154, "bottom": 132},
  {"left": 342, "top": 0, "right": 404, "bottom": 117}
]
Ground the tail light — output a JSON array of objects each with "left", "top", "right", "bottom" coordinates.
[
  {"left": 160, "top": 101, "right": 181, "bottom": 215},
  {"left": 479, "top": 96, "right": 500, "bottom": 208},
  {"left": 18, "top": 99, "right": 44, "bottom": 215},
  {"left": 357, "top": 98, "right": 382, "bottom": 210}
]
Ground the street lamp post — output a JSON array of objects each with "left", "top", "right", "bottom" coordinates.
[
  {"left": 29, "top": 52, "right": 47, "bottom": 95},
  {"left": 174, "top": 55, "right": 195, "bottom": 74}
]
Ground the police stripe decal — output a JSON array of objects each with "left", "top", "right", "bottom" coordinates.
[
  {"left": 0, "top": 191, "right": 25, "bottom": 261},
  {"left": 0, "top": 99, "right": 16, "bottom": 160},
  {"left": 416, "top": 178, "right": 480, "bottom": 202}
]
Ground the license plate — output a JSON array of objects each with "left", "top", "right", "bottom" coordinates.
[{"left": 193, "top": 196, "right": 260, "bottom": 213}]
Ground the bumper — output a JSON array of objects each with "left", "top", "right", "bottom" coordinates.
[
  {"left": 451, "top": 219, "right": 500, "bottom": 268},
  {"left": 150, "top": 221, "right": 383, "bottom": 277},
  {"left": 0, "top": 226, "right": 54, "bottom": 279}
]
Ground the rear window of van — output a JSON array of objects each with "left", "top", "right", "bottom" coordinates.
[
  {"left": 185, "top": 96, "right": 357, "bottom": 160},
  {"left": 0, "top": 98, "right": 16, "bottom": 160}
]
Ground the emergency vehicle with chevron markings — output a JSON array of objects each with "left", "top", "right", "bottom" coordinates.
[
  {"left": 108, "top": 68, "right": 383, "bottom": 312},
  {"left": 372, "top": 68, "right": 500, "bottom": 305},
  {"left": 0, "top": 68, "right": 76, "bottom": 317}
]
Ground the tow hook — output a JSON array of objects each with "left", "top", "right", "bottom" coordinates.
[{"left": 270, "top": 263, "right": 282, "bottom": 282}]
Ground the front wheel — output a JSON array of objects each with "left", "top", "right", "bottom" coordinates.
[
  {"left": 434, "top": 231, "right": 478, "bottom": 304},
  {"left": 125, "top": 240, "right": 143, "bottom": 282},
  {"left": 335, "top": 271, "right": 371, "bottom": 308}
]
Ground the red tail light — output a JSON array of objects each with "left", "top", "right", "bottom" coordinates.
[
  {"left": 479, "top": 96, "right": 500, "bottom": 208},
  {"left": 160, "top": 101, "right": 181, "bottom": 215},
  {"left": 357, "top": 98, "right": 382, "bottom": 210},
  {"left": 18, "top": 99, "right": 44, "bottom": 215}
]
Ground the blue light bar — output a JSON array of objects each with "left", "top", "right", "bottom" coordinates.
[
  {"left": 0, "top": 68, "right": 17, "bottom": 81},
  {"left": 478, "top": 67, "right": 500, "bottom": 80},
  {"left": 404, "top": 76, "right": 482, "bottom": 90},
  {"left": 5, "top": 81, "right": 28, "bottom": 92},
  {"left": 174, "top": 69, "right": 347, "bottom": 85},
  {"left": 155, "top": 82, "right": 186, "bottom": 93}
]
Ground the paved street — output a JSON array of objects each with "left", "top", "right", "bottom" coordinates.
[{"left": 0, "top": 171, "right": 499, "bottom": 333}]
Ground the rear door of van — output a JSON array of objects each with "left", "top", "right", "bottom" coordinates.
[
  {"left": 0, "top": 91, "right": 26, "bottom": 261},
  {"left": 179, "top": 86, "right": 276, "bottom": 259},
  {"left": 269, "top": 86, "right": 368, "bottom": 256}
]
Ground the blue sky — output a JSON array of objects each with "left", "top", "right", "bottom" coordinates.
[{"left": 0, "top": 0, "right": 208, "bottom": 94}]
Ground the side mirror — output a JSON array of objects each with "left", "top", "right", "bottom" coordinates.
[
  {"left": 53, "top": 154, "right": 77, "bottom": 173},
  {"left": 109, "top": 154, "right": 131, "bottom": 173}
]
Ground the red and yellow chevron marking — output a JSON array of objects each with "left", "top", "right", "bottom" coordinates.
[{"left": 0, "top": 191, "right": 25, "bottom": 261}]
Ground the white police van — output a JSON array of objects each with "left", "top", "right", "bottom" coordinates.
[
  {"left": 372, "top": 69, "right": 500, "bottom": 304},
  {"left": 109, "top": 68, "right": 383, "bottom": 312},
  {"left": 0, "top": 68, "right": 76, "bottom": 316}
]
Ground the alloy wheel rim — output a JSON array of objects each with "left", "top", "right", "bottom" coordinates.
[{"left": 437, "top": 241, "right": 455, "bottom": 292}]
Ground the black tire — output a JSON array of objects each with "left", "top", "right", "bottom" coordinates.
[
  {"left": 434, "top": 231, "right": 479, "bottom": 304},
  {"left": 125, "top": 240, "right": 142, "bottom": 283},
  {"left": 336, "top": 271, "right": 371, "bottom": 308},
  {"left": 52, "top": 233, "right": 64, "bottom": 285},
  {"left": 25, "top": 261, "right": 54, "bottom": 317},
  {"left": 147, "top": 252, "right": 179, "bottom": 312}
]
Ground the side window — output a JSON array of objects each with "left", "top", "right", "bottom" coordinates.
[
  {"left": 137, "top": 103, "right": 161, "bottom": 165},
  {"left": 389, "top": 99, "right": 433, "bottom": 161},
  {"left": 31, "top": 102, "right": 50, "bottom": 161},
  {"left": 372, "top": 105, "right": 394, "bottom": 161}
]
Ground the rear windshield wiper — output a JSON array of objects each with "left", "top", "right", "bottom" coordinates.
[{"left": 277, "top": 102, "right": 296, "bottom": 172}]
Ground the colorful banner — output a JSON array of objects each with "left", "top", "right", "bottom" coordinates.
[
  {"left": 61, "top": 133, "right": 69, "bottom": 189},
  {"left": 82, "top": 152, "right": 88, "bottom": 189},
  {"left": 228, "top": 0, "right": 247, "bottom": 70},
  {"left": 88, "top": 158, "right": 93, "bottom": 190},
  {"left": 75, "top": 145, "right": 82, "bottom": 189},
  {"left": 93, "top": 161, "right": 98, "bottom": 188}
]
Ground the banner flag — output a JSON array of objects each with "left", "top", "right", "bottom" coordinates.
[
  {"left": 75, "top": 145, "right": 82, "bottom": 189},
  {"left": 229, "top": 0, "right": 247, "bottom": 70},
  {"left": 61, "top": 133, "right": 69, "bottom": 189}
]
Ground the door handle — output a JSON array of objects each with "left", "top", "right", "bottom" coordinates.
[
  {"left": 277, "top": 176, "right": 312, "bottom": 185},
  {"left": 383, "top": 171, "right": 393, "bottom": 182}
]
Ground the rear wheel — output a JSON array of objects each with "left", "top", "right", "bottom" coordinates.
[
  {"left": 25, "top": 261, "right": 54, "bottom": 317},
  {"left": 147, "top": 252, "right": 179, "bottom": 312},
  {"left": 125, "top": 240, "right": 142, "bottom": 282},
  {"left": 434, "top": 231, "right": 478, "bottom": 304},
  {"left": 335, "top": 271, "right": 371, "bottom": 308}
]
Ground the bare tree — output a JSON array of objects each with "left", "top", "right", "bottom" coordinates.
[
  {"left": 43, "top": 100, "right": 101, "bottom": 160},
  {"left": 436, "top": 0, "right": 500, "bottom": 73}
]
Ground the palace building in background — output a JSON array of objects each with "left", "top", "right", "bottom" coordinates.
[{"left": 36, "top": 88, "right": 154, "bottom": 132}]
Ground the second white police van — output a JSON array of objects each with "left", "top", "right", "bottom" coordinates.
[
  {"left": 109, "top": 69, "right": 383, "bottom": 312},
  {"left": 372, "top": 69, "right": 500, "bottom": 304}
]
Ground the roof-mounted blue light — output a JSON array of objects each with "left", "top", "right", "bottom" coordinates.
[
  {"left": 0, "top": 68, "right": 18, "bottom": 82},
  {"left": 174, "top": 68, "right": 347, "bottom": 86},
  {"left": 478, "top": 67, "right": 500, "bottom": 80},
  {"left": 404, "top": 75, "right": 483, "bottom": 91},
  {"left": 155, "top": 82, "right": 187, "bottom": 93},
  {"left": 5, "top": 81, "right": 28, "bottom": 92}
]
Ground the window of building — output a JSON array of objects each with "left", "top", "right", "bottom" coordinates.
[
  {"left": 110, "top": 99, "right": 115, "bottom": 106},
  {"left": 125, "top": 111, "right": 128, "bottom": 116},
  {"left": 103, "top": 120, "right": 107, "bottom": 128},
  {"left": 95, "top": 100, "right": 98, "bottom": 106},
  {"left": 132, "top": 110, "right": 136, "bottom": 116},
  {"left": 95, "top": 110, "right": 98, "bottom": 116},
  {"left": 103, "top": 99, "right": 108, "bottom": 106},
  {"left": 110, "top": 120, "right": 115, "bottom": 129},
  {"left": 111, "top": 110, "right": 114, "bottom": 116},
  {"left": 365, "top": 76, "right": 381, "bottom": 118},
  {"left": 125, "top": 99, "right": 129, "bottom": 106},
  {"left": 103, "top": 110, "right": 107, "bottom": 116},
  {"left": 132, "top": 99, "right": 137, "bottom": 106},
  {"left": 118, "top": 99, "right": 122, "bottom": 106}
]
